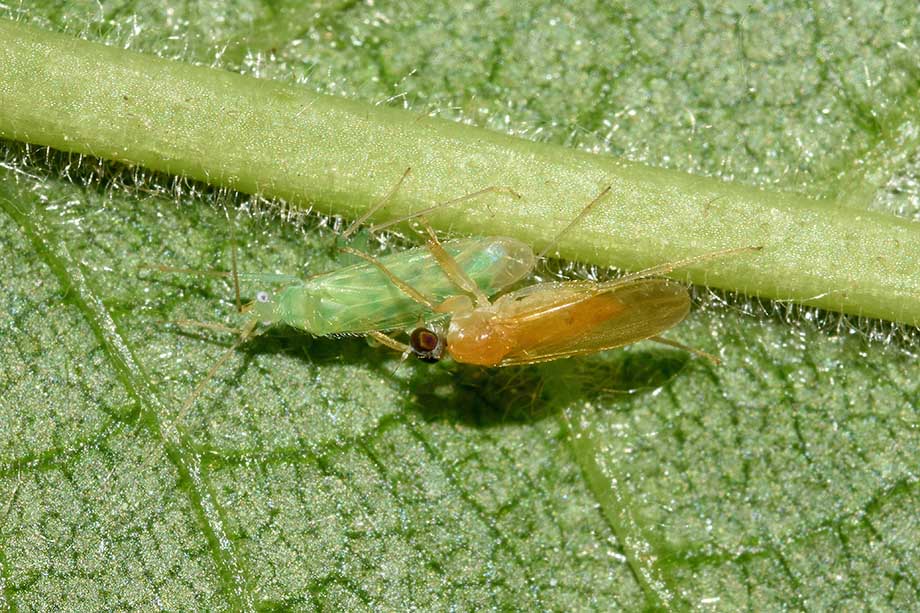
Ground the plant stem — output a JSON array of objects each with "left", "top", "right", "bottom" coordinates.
[{"left": 2, "top": 19, "right": 918, "bottom": 325}]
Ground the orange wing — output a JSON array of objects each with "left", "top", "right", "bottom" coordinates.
[{"left": 491, "top": 278, "right": 690, "bottom": 366}]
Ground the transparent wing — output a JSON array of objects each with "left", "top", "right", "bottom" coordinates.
[
  {"left": 493, "top": 278, "right": 691, "bottom": 366},
  {"left": 297, "top": 237, "right": 533, "bottom": 334}
]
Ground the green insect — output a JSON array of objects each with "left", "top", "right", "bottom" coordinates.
[
  {"left": 248, "top": 236, "right": 535, "bottom": 336},
  {"left": 153, "top": 173, "right": 533, "bottom": 415}
]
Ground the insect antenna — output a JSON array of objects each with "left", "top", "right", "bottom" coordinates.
[
  {"left": 229, "top": 221, "right": 242, "bottom": 313},
  {"left": 138, "top": 264, "right": 233, "bottom": 277},
  {"left": 366, "top": 331, "right": 417, "bottom": 376},
  {"left": 131, "top": 317, "right": 260, "bottom": 485},
  {"left": 168, "top": 320, "right": 244, "bottom": 335},
  {"left": 174, "top": 317, "right": 261, "bottom": 427},
  {"left": 367, "top": 330, "right": 413, "bottom": 354}
]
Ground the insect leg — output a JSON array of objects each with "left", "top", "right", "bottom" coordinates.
[
  {"left": 649, "top": 335, "right": 720, "bottom": 365},
  {"left": 337, "top": 245, "right": 439, "bottom": 310},
  {"left": 367, "top": 330, "right": 412, "bottom": 353},
  {"left": 342, "top": 166, "right": 413, "bottom": 239},
  {"left": 370, "top": 185, "right": 522, "bottom": 233},
  {"left": 538, "top": 185, "right": 612, "bottom": 259},
  {"left": 600, "top": 246, "right": 763, "bottom": 289},
  {"left": 416, "top": 216, "right": 491, "bottom": 307}
]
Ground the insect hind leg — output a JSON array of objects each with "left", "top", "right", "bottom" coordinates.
[
  {"left": 369, "top": 185, "right": 522, "bottom": 233},
  {"left": 649, "top": 335, "right": 720, "bottom": 365},
  {"left": 342, "top": 166, "right": 413, "bottom": 239},
  {"left": 538, "top": 185, "right": 612, "bottom": 259},
  {"left": 605, "top": 246, "right": 763, "bottom": 288}
]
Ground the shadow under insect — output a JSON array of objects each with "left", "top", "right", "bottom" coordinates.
[
  {"left": 175, "top": 320, "right": 695, "bottom": 429},
  {"left": 403, "top": 345, "right": 694, "bottom": 427}
]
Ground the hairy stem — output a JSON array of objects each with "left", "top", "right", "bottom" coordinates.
[{"left": 2, "top": 19, "right": 918, "bottom": 325}]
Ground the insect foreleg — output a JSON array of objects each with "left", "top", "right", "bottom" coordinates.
[{"left": 367, "top": 330, "right": 412, "bottom": 353}]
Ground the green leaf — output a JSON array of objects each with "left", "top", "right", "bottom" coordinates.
[
  {"left": 1, "top": 3, "right": 919, "bottom": 611},
  {"left": 4, "top": 19, "right": 920, "bottom": 324}
]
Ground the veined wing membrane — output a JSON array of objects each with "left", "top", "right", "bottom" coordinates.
[
  {"left": 493, "top": 278, "right": 691, "bottom": 366},
  {"left": 288, "top": 237, "right": 533, "bottom": 335}
]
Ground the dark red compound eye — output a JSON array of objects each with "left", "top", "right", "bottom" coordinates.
[{"left": 410, "top": 327, "right": 444, "bottom": 363}]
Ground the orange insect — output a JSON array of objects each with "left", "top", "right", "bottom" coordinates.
[
  {"left": 409, "top": 276, "right": 694, "bottom": 366},
  {"left": 369, "top": 204, "right": 759, "bottom": 367}
]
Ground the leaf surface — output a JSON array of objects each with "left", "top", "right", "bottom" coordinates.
[{"left": 1, "top": 2, "right": 919, "bottom": 610}]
